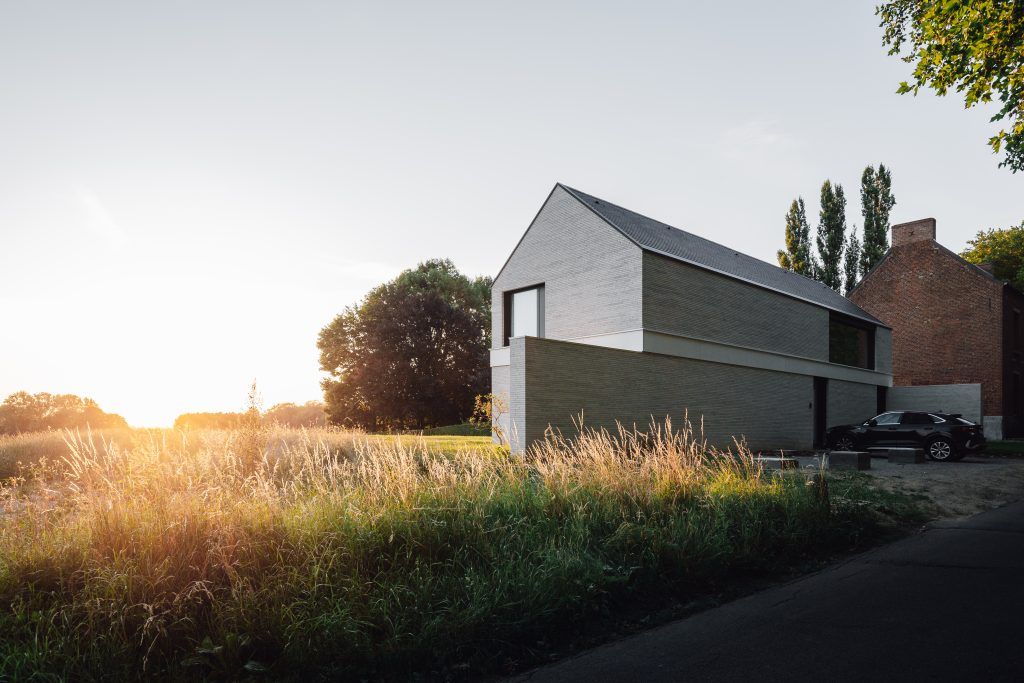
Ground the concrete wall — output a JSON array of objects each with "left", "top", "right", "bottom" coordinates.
[
  {"left": 887, "top": 384, "right": 983, "bottom": 424},
  {"left": 642, "top": 252, "right": 830, "bottom": 361},
  {"left": 492, "top": 186, "right": 643, "bottom": 348},
  {"left": 512, "top": 336, "right": 817, "bottom": 452},
  {"left": 491, "top": 364, "right": 511, "bottom": 445},
  {"left": 827, "top": 379, "right": 877, "bottom": 428}
]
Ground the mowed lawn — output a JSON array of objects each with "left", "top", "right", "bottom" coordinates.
[
  {"left": 367, "top": 433, "right": 497, "bottom": 453},
  {"left": 0, "top": 423, "right": 922, "bottom": 680}
]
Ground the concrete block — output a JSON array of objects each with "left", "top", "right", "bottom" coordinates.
[
  {"left": 756, "top": 456, "right": 799, "bottom": 470},
  {"left": 887, "top": 447, "right": 926, "bottom": 464},
  {"left": 827, "top": 451, "right": 871, "bottom": 471}
]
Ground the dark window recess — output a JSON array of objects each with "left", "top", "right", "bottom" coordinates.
[
  {"left": 502, "top": 291, "right": 513, "bottom": 347},
  {"left": 813, "top": 377, "right": 828, "bottom": 448},
  {"left": 1014, "top": 373, "right": 1022, "bottom": 417},
  {"left": 876, "top": 386, "right": 887, "bottom": 414},
  {"left": 828, "top": 314, "right": 875, "bottom": 370}
]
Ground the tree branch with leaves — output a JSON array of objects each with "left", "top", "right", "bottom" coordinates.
[{"left": 878, "top": 0, "right": 1024, "bottom": 171}]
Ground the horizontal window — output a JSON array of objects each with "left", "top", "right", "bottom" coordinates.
[{"left": 829, "top": 314, "right": 874, "bottom": 370}]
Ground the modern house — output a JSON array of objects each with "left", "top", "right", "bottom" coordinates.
[
  {"left": 850, "top": 218, "right": 1024, "bottom": 439},
  {"left": 491, "top": 184, "right": 894, "bottom": 453}
]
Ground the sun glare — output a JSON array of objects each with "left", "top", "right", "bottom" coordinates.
[{"left": 0, "top": 187, "right": 349, "bottom": 426}]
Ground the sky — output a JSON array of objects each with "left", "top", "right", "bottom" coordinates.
[{"left": 1, "top": 1, "right": 1021, "bottom": 427}]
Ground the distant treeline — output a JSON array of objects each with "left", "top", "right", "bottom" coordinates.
[
  {"left": 0, "top": 392, "right": 128, "bottom": 435},
  {"left": 173, "top": 401, "right": 327, "bottom": 430}
]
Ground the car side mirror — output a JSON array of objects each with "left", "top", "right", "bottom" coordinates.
[{"left": 866, "top": 419, "right": 877, "bottom": 427}]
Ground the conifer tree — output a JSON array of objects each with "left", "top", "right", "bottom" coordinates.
[
  {"left": 777, "top": 197, "right": 814, "bottom": 276},
  {"left": 815, "top": 180, "right": 847, "bottom": 291},
  {"left": 843, "top": 228, "right": 862, "bottom": 295},
  {"left": 859, "top": 164, "right": 896, "bottom": 276}
]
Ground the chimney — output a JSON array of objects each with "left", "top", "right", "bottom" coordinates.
[{"left": 892, "top": 218, "right": 936, "bottom": 247}]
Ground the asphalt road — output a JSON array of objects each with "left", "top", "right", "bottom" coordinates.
[{"left": 517, "top": 501, "right": 1024, "bottom": 682}]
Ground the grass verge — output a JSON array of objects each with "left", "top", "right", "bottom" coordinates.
[
  {"left": 983, "top": 440, "right": 1024, "bottom": 456},
  {"left": 0, "top": 422, "right": 930, "bottom": 680}
]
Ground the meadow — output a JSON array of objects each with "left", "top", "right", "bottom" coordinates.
[{"left": 0, "top": 421, "right": 920, "bottom": 680}]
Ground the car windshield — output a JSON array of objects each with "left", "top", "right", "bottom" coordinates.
[{"left": 870, "top": 412, "right": 901, "bottom": 425}]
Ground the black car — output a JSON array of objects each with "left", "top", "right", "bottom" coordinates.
[{"left": 826, "top": 410, "right": 986, "bottom": 461}]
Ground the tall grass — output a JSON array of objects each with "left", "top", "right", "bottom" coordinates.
[{"left": 0, "top": 420, "right": 840, "bottom": 680}]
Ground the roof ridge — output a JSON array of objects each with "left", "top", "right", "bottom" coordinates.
[{"left": 559, "top": 184, "right": 885, "bottom": 327}]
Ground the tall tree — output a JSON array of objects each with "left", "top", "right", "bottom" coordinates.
[
  {"left": 877, "top": 0, "right": 1024, "bottom": 171},
  {"left": 859, "top": 164, "right": 896, "bottom": 275},
  {"left": 264, "top": 401, "right": 327, "bottom": 428},
  {"left": 961, "top": 222, "right": 1024, "bottom": 290},
  {"left": 0, "top": 392, "right": 128, "bottom": 434},
  {"left": 777, "top": 197, "right": 815, "bottom": 276},
  {"left": 844, "top": 228, "right": 862, "bottom": 295},
  {"left": 317, "top": 259, "right": 492, "bottom": 431},
  {"left": 816, "top": 180, "right": 847, "bottom": 291}
]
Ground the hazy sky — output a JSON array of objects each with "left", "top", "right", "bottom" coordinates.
[{"left": 1, "top": 2, "right": 1020, "bottom": 426}]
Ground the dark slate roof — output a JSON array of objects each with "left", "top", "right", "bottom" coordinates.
[{"left": 559, "top": 184, "right": 886, "bottom": 327}]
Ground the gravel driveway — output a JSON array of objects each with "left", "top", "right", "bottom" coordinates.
[
  {"left": 794, "top": 453, "right": 1024, "bottom": 518},
  {"left": 861, "top": 454, "right": 1024, "bottom": 517}
]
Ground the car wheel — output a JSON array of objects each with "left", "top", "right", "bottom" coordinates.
[
  {"left": 834, "top": 434, "right": 856, "bottom": 451},
  {"left": 926, "top": 437, "right": 956, "bottom": 462}
]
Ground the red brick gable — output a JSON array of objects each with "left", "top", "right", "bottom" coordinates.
[{"left": 849, "top": 239, "right": 1004, "bottom": 415}]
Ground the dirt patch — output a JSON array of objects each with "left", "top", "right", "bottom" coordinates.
[
  {"left": 862, "top": 455, "right": 1024, "bottom": 518},
  {"left": 794, "top": 454, "right": 1024, "bottom": 519}
]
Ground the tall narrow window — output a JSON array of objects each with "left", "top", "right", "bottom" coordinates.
[{"left": 503, "top": 285, "right": 544, "bottom": 345}]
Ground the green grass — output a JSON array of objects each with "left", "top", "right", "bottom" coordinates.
[
  {"left": 419, "top": 422, "right": 491, "bottom": 437},
  {"left": 0, "top": 423, "right": 928, "bottom": 680},
  {"left": 826, "top": 471, "right": 938, "bottom": 537},
  {"left": 982, "top": 440, "right": 1024, "bottom": 456},
  {"left": 367, "top": 432, "right": 498, "bottom": 455}
]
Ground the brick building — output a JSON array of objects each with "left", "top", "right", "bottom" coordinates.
[
  {"left": 850, "top": 218, "right": 1024, "bottom": 439},
  {"left": 491, "top": 184, "right": 893, "bottom": 453}
]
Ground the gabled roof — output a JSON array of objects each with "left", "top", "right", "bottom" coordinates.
[
  {"left": 558, "top": 184, "right": 886, "bottom": 326},
  {"left": 851, "top": 240, "right": 1003, "bottom": 298}
]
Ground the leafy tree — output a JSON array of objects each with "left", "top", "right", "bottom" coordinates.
[
  {"left": 173, "top": 412, "right": 244, "bottom": 430},
  {"left": 0, "top": 392, "right": 128, "bottom": 434},
  {"left": 777, "top": 197, "right": 816, "bottom": 276},
  {"left": 859, "top": 164, "right": 896, "bottom": 275},
  {"left": 815, "top": 180, "right": 848, "bottom": 291},
  {"left": 264, "top": 401, "right": 326, "bottom": 428},
  {"left": 961, "top": 222, "right": 1024, "bottom": 290},
  {"left": 173, "top": 402, "right": 327, "bottom": 430},
  {"left": 877, "top": 0, "right": 1024, "bottom": 171},
  {"left": 844, "top": 228, "right": 862, "bottom": 295},
  {"left": 318, "top": 259, "right": 492, "bottom": 431}
]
